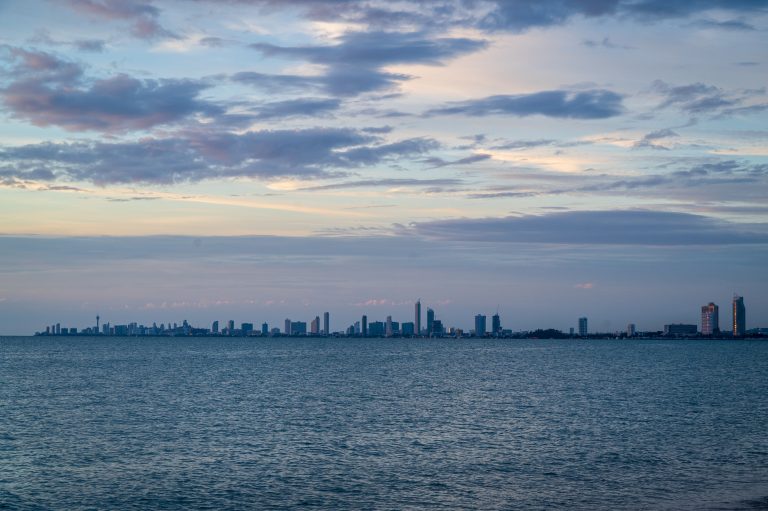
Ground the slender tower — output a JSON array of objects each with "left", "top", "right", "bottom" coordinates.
[
  {"left": 733, "top": 295, "right": 746, "bottom": 337},
  {"left": 415, "top": 299, "right": 421, "bottom": 336},
  {"left": 96, "top": 315, "right": 100, "bottom": 334}
]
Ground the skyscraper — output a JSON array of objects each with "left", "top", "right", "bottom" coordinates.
[
  {"left": 475, "top": 314, "right": 487, "bottom": 337},
  {"left": 362, "top": 315, "right": 368, "bottom": 337},
  {"left": 310, "top": 316, "right": 320, "bottom": 334},
  {"left": 733, "top": 295, "right": 746, "bottom": 336},
  {"left": 212, "top": 320, "right": 219, "bottom": 334},
  {"left": 427, "top": 308, "right": 435, "bottom": 336},
  {"left": 492, "top": 313, "right": 501, "bottom": 336},
  {"left": 701, "top": 302, "right": 719, "bottom": 335},
  {"left": 415, "top": 300, "right": 421, "bottom": 336},
  {"left": 323, "top": 311, "right": 330, "bottom": 335},
  {"left": 285, "top": 318, "right": 291, "bottom": 335},
  {"left": 386, "top": 316, "right": 393, "bottom": 337},
  {"left": 578, "top": 317, "right": 588, "bottom": 336}
]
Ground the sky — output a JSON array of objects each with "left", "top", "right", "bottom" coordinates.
[{"left": 0, "top": 0, "right": 767, "bottom": 335}]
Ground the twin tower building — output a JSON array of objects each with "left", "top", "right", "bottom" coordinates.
[{"left": 701, "top": 295, "right": 746, "bottom": 336}]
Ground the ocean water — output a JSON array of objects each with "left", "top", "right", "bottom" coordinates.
[{"left": 1, "top": 336, "right": 767, "bottom": 510}]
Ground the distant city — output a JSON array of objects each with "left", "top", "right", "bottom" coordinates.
[{"left": 33, "top": 295, "right": 766, "bottom": 339}]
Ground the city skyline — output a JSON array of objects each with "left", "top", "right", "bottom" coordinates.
[
  {"left": 28, "top": 293, "right": 760, "bottom": 338},
  {"left": 0, "top": 1, "right": 766, "bottom": 334}
]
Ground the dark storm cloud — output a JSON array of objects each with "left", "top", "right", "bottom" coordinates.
[
  {"left": 0, "top": 128, "right": 440, "bottom": 185},
  {"left": 427, "top": 89, "right": 624, "bottom": 119},
  {"left": 0, "top": 47, "right": 221, "bottom": 132},
  {"left": 412, "top": 210, "right": 768, "bottom": 245}
]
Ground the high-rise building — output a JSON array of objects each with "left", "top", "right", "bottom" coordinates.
[
  {"left": 242, "top": 323, "right": 253, "bottom": 335},
  {"left": 578, "top": 317, "right": 588, "bottom": 336},
  {"left": 311, "top": 316, "right": 320, "bottom": 335},
  {"left": 323, "top": 311, "right": 330, "bottom": 335},
  {"left": 285, "top": 318, "right": 291, "bottom": 335},
  {"left": 369, "top": 321, "right": 385, "bottom": 336},
  {"left": 432, "top": 320, "right": 443, "bottom": 337},
  {"left": 261, "top": 322, "right": 269, "bottom": 335},
  {"left": 401, "top": 322, "right": 415, "bottom": 336},
  {"left": 227, "top": 319, "right": 235, "bottom": 334},
  {"left": 427, "top": 308, "right": 435, "bottom": 336},
  {"left": 475, "top": 314, "right": 487, "bottom": 337},
  {"left": 415, "top": 300, "right": 421, "bottom": 336},
  {"left": 362, "top": 315, "right": 368, "bottom": 337},
  {"left": 492, "top": 313, "right": 501, "bottom": 336},
  {"left": 627, "top": 323, "right": 636, "bottom": 337},
  {"left": 733, "top": 295, "right": 746, "bottom": 336},
  {"left": 701, "top": 302, "right": 719, "bottom": 335},
  {"left": 386, "top": 316, "right": 393, "bottom": 337},
  {"left": 212, "top": 320, "right": 219, "bottom": 334}
]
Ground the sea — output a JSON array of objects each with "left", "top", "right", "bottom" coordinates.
[{"left": 1, "top": 336, "right": 767, "bottom": 510}]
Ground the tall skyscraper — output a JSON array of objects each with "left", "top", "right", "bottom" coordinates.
[
  {"left": 701, "top": 302, "right": 719, "bottom": 335},
  {"left": 733, "top": 295, "right": 746, "bottom": 336},
  {"left": 362, "top": 315, "right": 368, "bottom": 337},
  {"left": 427, "top": 308, "right": 435, "bottom": 336},
  {"left": 261, "top": 322, "right": 268, "bottom": 335},
  {"left": 415, "top": 300, "right": 421, "bottom": 336},
  {"left": 285, "top": 318, "right": 291, "bottom": 335},
  {"left": 578, "top": 317, "right": 588, "bottom": 336},
  {"left": 386, "top": 316, "right": 393, "bottom": 337},
  {"left": 323, "top": 311, "right": 330, "bottom": 335},
  {"left": 212, "top": 320, "right": 219, "bottom": 334},
  {"left": 310, "top": 316, "right": 320, "bottom": 334},
  {"left": 474, "top": 314, "right": 487, "bottom": 337},
  {"left": 627, "top": 323, "right": 636, "bottom": 337},
  {"left": 492, "top": 313, "right": 501, "bottom": 336}
]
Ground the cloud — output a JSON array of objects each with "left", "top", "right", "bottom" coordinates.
[
  {"left": 574, "top": 282, "right": 595, "bottom": 289},
  {"left": 411, "top": 210, "right": 768, "bottom": 245},
  {"left": 300, "top": 178, "right": 463, "bottom": 191},
  {"left": 423, "top": 153, "right": 492, "bottom": 168},
  {"left": 0, "top": 128, "right": 440, "bottom": 185},
  {"left": 66, "top": 0, "right": 176, "bottom": 39},
  {"left": 427, "top": 89, "right": 624, "bottom": 119},
  {"left": 0, "top": 47, "right": 221, "bottom": 132},
  {"left": 582, "top": 37, "right": 634, "bottom": 49},
  {"left": 478, "top": 0, "right": 768, "bottom": 32},
  {"left": 246, "top": 30, "right": 486, "bottom": 96},
  {"left": 651, "top": 80, "right": 768, "bottom": 117},
  {"left": 28, "top": 30, "right": 107, "bottom": 52},
  {"left": 689, "top": 18, "right": 756, "bottom": 31},
  {"left": 249, "top": 97, "right": 341, "bottom": 120},
  {"left": 633, "top": 128, "right": 680, "bottom": 150}
]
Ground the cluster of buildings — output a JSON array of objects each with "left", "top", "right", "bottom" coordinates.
[
  {"left": 662, "top": 295, "right": 747, "bottom": 337},
  {"left": 35, "top": 296, "right": 760, "bottom": 339}
]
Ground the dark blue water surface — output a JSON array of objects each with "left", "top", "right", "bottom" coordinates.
[{"left": 1, "top": 337, "right": 767, "bottom": 510}]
